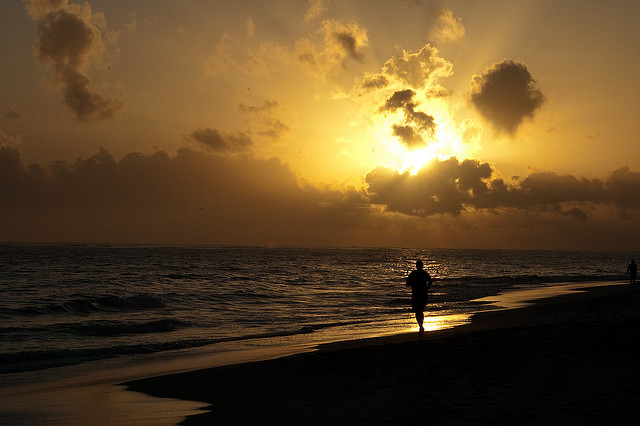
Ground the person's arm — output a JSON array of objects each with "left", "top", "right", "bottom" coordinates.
[{"left": 426, "top": 273, "right": 432, "bottom": 290}]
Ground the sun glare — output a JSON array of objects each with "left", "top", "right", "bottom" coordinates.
[{"left": 371, "top": 99, "right": 476, "bottom": 175}]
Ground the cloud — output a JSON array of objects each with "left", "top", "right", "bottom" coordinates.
[
  {"left": 26, "top": 0, "right": 67, "bottom": 18},
  {"left": 382, "top": 44, "right": 453, "bottom": 90},
  {"left": 259, "top": 117, "right": 290, "bottom": 140},
  {"left": 4, "top": 146, "right": 640, "bottom": 249},
  {"left": 0, "top": 146, "right": 380, "bottom": 246},
  {"left": 365, "top": 157, "right": 638, "bottom": 219},
  {"left": 516, "top": 172, "right": 607, "bottom": 206},
  {"left": 359, "top": 73, "right": 388, "bottom": 91},
  {"left": 204, "top": 34, "right": 238, "bottom": 76},
  {"left": 246, "top": 17, "right": 255, "bottom": 38},
  {"left": 204, "top": 9, "right": 365, "bottom": 82},
  {"left": 357, "top": 44, "right": 452, "bottom": 94},
  {"left": 238, "top": 100, "right": 290, "bottom": 141},
  {"left": 188, "top": 128, "right": 253, "bottom": 154},
  {"left": 5, "top": 110, "right": 22, "bottom": 119},
  {"left": 304, "top": 0, "right": 328, "bottom": 23},
  {"left": 606, "top": 167, "right": 640, "bottom": 209},
  {"left": 353, "top": 43, "right": 460, "bottom": 155},
  {"left": 366, "top": 157, "right": 493, "bottom": 216},
  {"left": 470, "top": 60, "right": 545, "bottom": 134},
  {"left": 381, "top": 89, "right": 415, "bottom": 110},
  {"left": 238, "top": 100, "right": 279, "bottom": 113},
  {"left": 379, "top": 89, "right": 436, "bottom": 148},
  {"left": 0, "top": 130, "right": 22, "bottom": 148},
  {"left": 27, "top": 0, "right": 124, "bottom": 122},
  {"left": 204, "top": 34, "right": 289, "bottom": 76},
  {"left": 563, "top": 207, "right": 587, "bottom": 221},
  {"left": 295, "top": 19, "right": 368, "bottom": 79},
  {"left": 428, "top": 7, "right": 465, "bottom": 43}
]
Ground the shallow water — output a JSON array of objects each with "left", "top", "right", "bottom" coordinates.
[{"left": 0, "top": 244, "right": 631, "bottom": 374}]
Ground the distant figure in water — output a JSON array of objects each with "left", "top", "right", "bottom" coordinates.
[
  {"left": 627, "top": 259, "right": 637, "bottom": 285},
  {"left": 406, "top": 260, "right": 432, "bottom": 335}
]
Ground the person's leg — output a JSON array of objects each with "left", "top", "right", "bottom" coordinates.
[{"left": 416, "top": 311, "right": 424, "bottom": 333}]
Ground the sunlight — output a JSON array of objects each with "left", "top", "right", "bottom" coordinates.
[
  {"left": 419, "top": 314, "right": 471, "bottom": 332},
  {"left": 371, "top": 98, "right": 477, "bottom": 175}
]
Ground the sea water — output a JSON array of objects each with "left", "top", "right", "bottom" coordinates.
[{"left": 0, "top": 244, "right": 630, "bottom": 374}]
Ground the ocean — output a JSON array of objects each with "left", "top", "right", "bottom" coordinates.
[{"left": 0, "top": 244, "right": 630, "bottom": 375}]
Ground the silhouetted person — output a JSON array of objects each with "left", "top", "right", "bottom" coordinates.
[
  {"left": 406, "top": 260, "right": 432, "bottom": 335},
  {"left": 627, "top": 259, "right": 637, "bottom": 285}
]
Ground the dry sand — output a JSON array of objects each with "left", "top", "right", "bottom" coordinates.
[{"left": 124, "top": 283, "right": 640, "bottom": 425}]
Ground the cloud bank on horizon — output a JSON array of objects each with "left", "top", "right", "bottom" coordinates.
[{"left": 3, "top": 143, "right": 640, "bottom": 249}]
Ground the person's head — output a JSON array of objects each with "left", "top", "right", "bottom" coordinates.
[{"left": 416, "top": 260, "right": 423, "bottom": 270}]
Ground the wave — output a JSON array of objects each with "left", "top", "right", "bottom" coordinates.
[
  {"left": 69, "top": 318, "right": 190, "bottom": 336},
  {"left": 0, "top": 319, "right": 392, "bottom": 373},
  {"left": 1, "top": 293, "right": 166, "bottom": 317},
  {"left": 436, "top": 273, "right": 624, "bottom": 286},
  {"left": 0, "top": 319, "right": 191, "bottom": 341},
  {"left": 162, "top": 273, "right": 205, "bottom": 280}
]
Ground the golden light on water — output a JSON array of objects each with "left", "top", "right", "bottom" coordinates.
[{"left": 412, "top": 314, "right": 471, "bottom": 332}]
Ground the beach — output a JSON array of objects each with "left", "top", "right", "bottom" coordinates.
[
  {"left": 2, "top": 281, "right": 638, "bottom": 425},
  {"left": 121, "top": 282, "right": 640, "bottom": 425}
]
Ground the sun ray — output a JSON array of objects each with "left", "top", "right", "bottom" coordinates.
[{"left": 369, "top": 97, "right": 479, "bottom": 175}]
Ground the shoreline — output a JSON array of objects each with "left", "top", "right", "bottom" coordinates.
[
  {"left": 124, "top": 281, "right": 640, "bottom": 425},
  {"left": 1, "top": 281, "right": 636, "bottom": 424}
]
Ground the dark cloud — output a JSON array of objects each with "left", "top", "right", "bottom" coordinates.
[
  {"left": 334, "top": 31, "right": 364, "bottom": 62},
  {"left": 470, "top": 60, "right": 544, "bottom": 134},
  {"left": 321, "top": 20, "right": 367, "bottom": 64},
  {"left": 60, "top": 69, "right": 123, "bottom": 122},
  {"left": 380, "top": 90, "right": 436, "bottom": 147},
  {"left": 5, "top": 110, "right": 22, "bottom": 119},
  {"left": 366, "top": 157, "right": 492, "bottom": 216},
  {"left": 517, "top": 172, "right": 607, "bottom": 206},
  {"left": 188, "top": 128, "right": 253, "bottom": 153},
  {"left": 29, "top": 2, "right": 124, "bottom": 122},
  {"left": 365, "top": 157, "right": 636, "bottom": 218},
  {"left": 606, "top": 167, "right": 640, "bottom": 208},
  {"left": 359, "top": 73, "right": 388, "bottom": 91},
  {"left": 391, "top": 125, "right": 422, "bottom": 147},
  {"left": 238, "top": 100, "right": 279, "bottom": 113},
  {"left": 382, "top": 89, "right": 415, "bottom": 110},
  {"left": 3, "top": 146, "right": 640, "bottom": 249},
  {"left": 0, "top": 146, "right": 380, "bottom": 246},
  {"left": 563, "top": 207, "right": 587, "bottom": 221}
]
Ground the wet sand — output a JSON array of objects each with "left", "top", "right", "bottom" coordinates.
[{"left": 124, "top": 282, "right": 640, "bottom": 425}]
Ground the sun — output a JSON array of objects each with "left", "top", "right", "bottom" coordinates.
[{"left": 371, "top": 98, "right": 478, "bottom": 175}]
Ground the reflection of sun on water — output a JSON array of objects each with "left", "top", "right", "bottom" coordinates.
[{"left": 412, "top": 314, "right": 471, "bottom": 332}]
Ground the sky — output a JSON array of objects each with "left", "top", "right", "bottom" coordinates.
[{"left": 2, "top": 0, "right": 640, "bottom": 250}]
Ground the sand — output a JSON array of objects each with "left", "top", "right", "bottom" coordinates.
[
  {"left": 2, "top": 282, "right": 638, "bottom": 425},
  {"left": 123, "top": 282, "right": 640, "bottom": 425}
]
